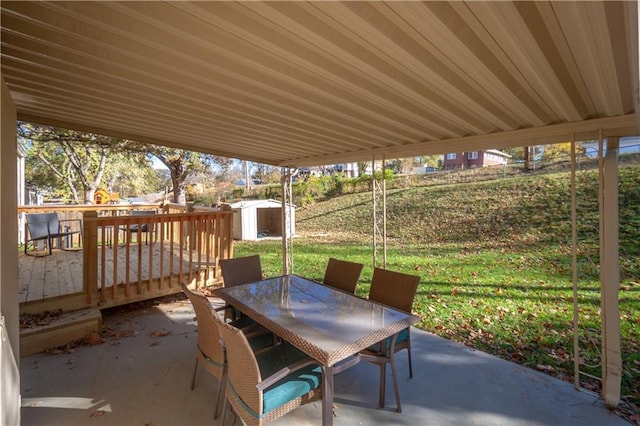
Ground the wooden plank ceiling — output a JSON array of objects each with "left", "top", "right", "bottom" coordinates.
[{"left": 1, "top": 1, "right": 638, "bottom": 167}]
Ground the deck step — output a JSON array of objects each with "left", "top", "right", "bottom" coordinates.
[{"left": 20, "top": 308, "right": 102, "bottom": 356}]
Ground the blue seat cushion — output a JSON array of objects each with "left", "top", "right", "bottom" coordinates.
[
  {"left": 256, "top": 343, "right": 322, "bottom": 415},
  {"left": 367, "top": 328, "right": 409, "bottom": 353}
]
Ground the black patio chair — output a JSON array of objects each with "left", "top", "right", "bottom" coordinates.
[
  {"left": 119, "top": 210, "right": 157, "bottom": 245},
  {"left": 24, "top": 212, "right": 82, "bottom": 256}
]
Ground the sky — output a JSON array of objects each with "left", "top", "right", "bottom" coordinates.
[{"left": 151, "top": 155, "right": 168, "bottom": 170}]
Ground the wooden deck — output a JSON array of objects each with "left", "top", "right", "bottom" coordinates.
[
  {"left": 19, "top": 243, "right": 206, "bottom": 309},
  {"left": 18, "top": 206, "right": 233, "bottom": 315},
  {"left": 19, "top": 249, "right": 84, "bottom": 302},
  {"left": 17, "top": 206, "right": 233, "bottom": 355}
]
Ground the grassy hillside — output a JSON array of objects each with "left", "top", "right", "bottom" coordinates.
[
  {"left": 235, "top": 161, "right": 640, "bottom": 419},
  {"left": 296, "top": 163, "right": 640, "bottom": 280}
]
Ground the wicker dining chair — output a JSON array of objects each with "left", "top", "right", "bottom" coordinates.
[
  {"left": 322, "top": 257, "right": 364, "bottom": 294},
  {"left": 216, "top": 317, "right": 323, "bottom": 426},
  {"left": 219, "top": 254, "right": 263, "bottom": 287},
  {"left": 219, "top": 254, "right": 263, "bottom": 320},
  {"left": 180, "top": 283, "right": 272, "bottom": 419},
  {"left": 360, "top": 267, "right": 420, "bottom": 413}
]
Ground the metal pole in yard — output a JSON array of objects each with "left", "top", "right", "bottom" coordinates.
[
  {"left": 382, "top": 155, "right": 387, "bottom": 269},
  {"left": 372, "top": 155, "right": 377, "bottom": 268}
]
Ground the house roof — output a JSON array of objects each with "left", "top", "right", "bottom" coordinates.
[
  {"left": 485, "top": 149, "right": 512, "bottom": 158},
  {"left": 1, "top": 1, "right": 638, "bottom": 167},
  {"left": 230, "top": 199, "right": 294, "bottom": 209}
]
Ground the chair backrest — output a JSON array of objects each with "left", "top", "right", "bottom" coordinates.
[
  {"left": 322, "top": 257, "right": 364, "bottom": 294},
  {"left": 215, "top": 314, "right": 264, "bottom": 415},
  {"left": 26, "top": 213, "right": 59, "bottom": 239},
  {"left": 219, "top": 255, "right": 263, "bottom": 287},
  {"left": 179, "top": 283, "right": 225, "bottom": 379},
  {"left": 368, "top": 267, "right": 420, "bottom": 313},
  {"left": 131, "top": 210, "right": 157, "bottom": 216},
  {"left": 128, "top": 210, "right": 156, "bottom": 231}
]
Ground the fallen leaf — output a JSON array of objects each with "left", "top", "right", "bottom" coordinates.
[
  {"left": 85, "top": 331, "right": 103, "bottom": 346},
  {"left": 151, "top": 329, "right": 169, "bottom": 338},
  {"left": 536, "top": 364, "right": 554, "bottom": 372}
]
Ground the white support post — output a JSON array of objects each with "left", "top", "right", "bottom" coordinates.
[
  {"left": 599, "top": 136, "right": 621, "bottom": 407},
  {"left": 371, "top": 155, "right": 387, "bottom": 268},
  {"left": 281, "top": 168, "right": 294, "bottom": 275},
  {"left": 570, "top": 135, "right": 580, "bottom": 390},
  {"left": 382, "top": 157, "right": 387, "bottom": 268},
  {"left": 372, "top": 156, "right": 377, "bottom": 267}
]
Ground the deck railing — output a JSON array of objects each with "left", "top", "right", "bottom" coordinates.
[
  {"left": 19, "top": 204, "right": 166, "bottom": 247},
  {"left": 18, "top": 204, "right": 233, "bottom": 310}
]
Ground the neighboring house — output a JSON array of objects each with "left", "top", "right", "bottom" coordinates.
[
  {"left": 332, "top": 162, "right": 358, "bottom": 178},
  {"left": 298, "top": 163, "right": 358, "bottom": 179},
  {"left": 443, "top": 149, "right": 511, "bottom": 170}
]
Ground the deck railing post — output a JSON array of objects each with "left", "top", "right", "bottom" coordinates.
[
  {"left": 160, "top": 200, "right": 169, "bottom": 241},
  {"left": 223, "top": 208, "right": 233, "bottom": 259},
  {"left": 186, "top": 202, "right": 195, "bottom": 251},
  {"left": 82, "top": 210, "right": 98, "bottom": 304}
]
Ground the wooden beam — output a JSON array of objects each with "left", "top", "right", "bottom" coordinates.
[{"left": 282, "top": 114, "right": 638, "bottom": 167}]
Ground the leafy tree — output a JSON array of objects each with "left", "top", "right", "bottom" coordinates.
[
  {"left": 357, "top": 161, "right": 369, "bottom": 176},
  {"left": 502, "top": 147, "right": 525, "bottom": 161},
  {"left": 20, "top": 123, "right": 152, "bottom": 203},
  {"left": 144, "top": 146, "right": 227, "bottom": 203},
  {"left": 543, "top": 142, "right": 573, "bottom": 161},
  {"left": 252, "top": 162, "right": 280, "bottom": 185},
  {"left": 415, "top": 155, "right": 442, "bottom": 169},
  {"left": 386, "top": 158, "right": 414, "bottom": 174},
  {"left": 20, "top": 122, "right": 233, "bottom": 205},
  {"left": 106, "top": 154, "right": 162, "bottom": 199}
]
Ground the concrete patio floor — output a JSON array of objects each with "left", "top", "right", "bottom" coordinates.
[{"left": 19, "top": 297, "right": 629, "bottom": 426}]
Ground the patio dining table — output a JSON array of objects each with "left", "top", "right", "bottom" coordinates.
[{"left": 215, "top": 274, "right": 420, "bottom": 426}]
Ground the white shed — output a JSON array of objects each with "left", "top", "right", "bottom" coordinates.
[{"left": 229, "top": 199, "right": 295, "bottom": 241}]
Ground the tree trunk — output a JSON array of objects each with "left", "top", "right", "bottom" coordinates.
[
  {"left": 524, "top": 146, "right": 530, "bottom": 170},
  {"left": 170, "top": 171, "right": 186, "bottom": 204},
  {"left": 86, "top": 150, "right": 108, "bottom": 203}
]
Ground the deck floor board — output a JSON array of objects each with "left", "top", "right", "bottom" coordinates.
[{"left": 19, "top": 243, "right": 201, "bottom": 304}]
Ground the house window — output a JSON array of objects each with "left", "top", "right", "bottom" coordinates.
[
  {"left": 468, "top": 151, "right": 478, "bottom": 160},
  {"left": 446, "top": 153, "right": 456, "bottom": 160}
]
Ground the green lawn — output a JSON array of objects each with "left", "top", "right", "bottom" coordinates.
[
  {"left": 232, "top": 161, "right": 640, "bottom": 419},
  {"left": 234, "top": 237, "right": 639, "bottom": 418}
]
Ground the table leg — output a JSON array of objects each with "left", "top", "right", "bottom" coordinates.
[
  {"left": 379, "top": 361, "right": 386, "bottom": 408},
  {"left": 322, "top": 365, "right": 334, "bottom": 426}
]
